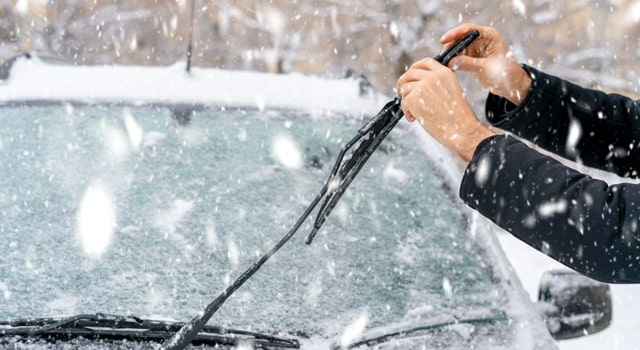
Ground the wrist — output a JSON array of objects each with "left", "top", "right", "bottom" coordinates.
[
  {"left": 455, "top": 123, "right": 496, "bottom": 163},
  {"left": 501, "top": 63, "right": 530, "bottom": 106}
]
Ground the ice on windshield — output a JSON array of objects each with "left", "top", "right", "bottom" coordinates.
[{"left": 0, "top": 104, "right": 507, "bottom": 343}]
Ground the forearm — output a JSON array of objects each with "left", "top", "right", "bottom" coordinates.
[
  {"left": 449, "top": 121, "right": 496, "bottom": 163},
  {"left": 460, "top": 135, "right": 640, "bottom": 283}
]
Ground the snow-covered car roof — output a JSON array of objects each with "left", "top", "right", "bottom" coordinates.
[{"left": 0, "top": 54, "right": 383, "bottom": 115}]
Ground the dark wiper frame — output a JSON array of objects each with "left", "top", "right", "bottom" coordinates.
[{"left": 0, "top": 313, "right": 299, "bottom": 348}]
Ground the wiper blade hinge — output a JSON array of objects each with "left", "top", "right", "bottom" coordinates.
[{"left": 305, "top": 98, "right": 402, "bottom": 244}]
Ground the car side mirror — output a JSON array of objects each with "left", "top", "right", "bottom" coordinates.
[{"left": 537, "top": 269, "right": 612, "bottom": 340}]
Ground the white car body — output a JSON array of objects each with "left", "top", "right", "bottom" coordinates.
[{"left": 0, "top": 55, "right": 580, "bottom": 349}]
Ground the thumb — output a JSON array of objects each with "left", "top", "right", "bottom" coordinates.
[{"left": 448, "top": 56, "right": 483, "bottom": 73}]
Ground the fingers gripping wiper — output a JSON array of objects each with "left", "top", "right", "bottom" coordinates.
[{"left": 161, "top": 30, "right": 480, "bottom": 350}]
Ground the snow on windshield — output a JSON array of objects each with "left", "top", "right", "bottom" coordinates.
[{"left": 0, "top": 103, "right": 508, "bottom": 344}]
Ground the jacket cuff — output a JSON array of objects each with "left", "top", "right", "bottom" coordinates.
[{"left": 484, "top": 64, "right": 544, "bottom": 128}]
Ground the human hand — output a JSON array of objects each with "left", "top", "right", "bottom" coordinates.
[
  {"left": 396, "top": 57, "right": 494, "bottom": 162},
  {"left": 441, "top": 23, "right": 530, "bottom": 105}
]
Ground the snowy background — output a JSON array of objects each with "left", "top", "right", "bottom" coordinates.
[
  {"left": 2, "top": 0, "right": 640, "bottom": 99},
  {"left": 2, "top": 0, "right": 640, "bottom": 349}
]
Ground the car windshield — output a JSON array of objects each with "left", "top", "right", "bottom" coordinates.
[{"left": 0, "top": 103, "right": 516, "bottom": 347}]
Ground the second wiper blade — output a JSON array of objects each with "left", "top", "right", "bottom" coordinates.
[
  {"left": 0, "top": 313, "right": 299, "bottom": 348},
  {"left": 339, "top": 313, "right": 509, "bottom": 349}
]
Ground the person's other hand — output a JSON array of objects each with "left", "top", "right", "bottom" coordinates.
[
  {"left": 441, "top": 23, "right": 530, "bottom": 105},
  {"left": 396, "top": 57, "right": 494, "bottom": 162}
]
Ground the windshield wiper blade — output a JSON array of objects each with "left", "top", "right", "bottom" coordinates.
[
  {"left": 160, "top": 30, "right": 480, "bottom": 350},
  {"left": 0, "top": 313, "right": 299, "bottom": 348}
]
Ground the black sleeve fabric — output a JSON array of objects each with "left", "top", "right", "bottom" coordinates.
[
  {"left": 460, "top": 134, "right": 640, "bottom": 283},
  {"left": 485, "top": 65, "right": 640, "bottom": 178}
]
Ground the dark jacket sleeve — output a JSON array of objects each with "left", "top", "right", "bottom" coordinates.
[
  {"left": 485, "top": 65, "right": 640, "bottom": 178},
  {"left": 460, "top": 135, "right": 640, "bottom": 283}
]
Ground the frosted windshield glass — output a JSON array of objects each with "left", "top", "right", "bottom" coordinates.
[{"left": 0, "top": 104, "right": 504, "bottom": 339}]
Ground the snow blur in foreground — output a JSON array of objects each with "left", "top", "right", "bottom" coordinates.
[
  {"left": 76, "top": 184, "right": 116, "bottom": 258},
  {"left": 272, "top": 135, "right": 303, "bottom": 169},
  {"left": 340, "top": 313, "right": 369, "bottom": 348}
]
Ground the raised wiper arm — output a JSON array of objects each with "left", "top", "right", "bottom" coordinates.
[
  {"left": 0, "top": 313, "right": 299, "bottom": 348},
  {"left": 160, "top": 30, "right": 480, "bottom": 350}
]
